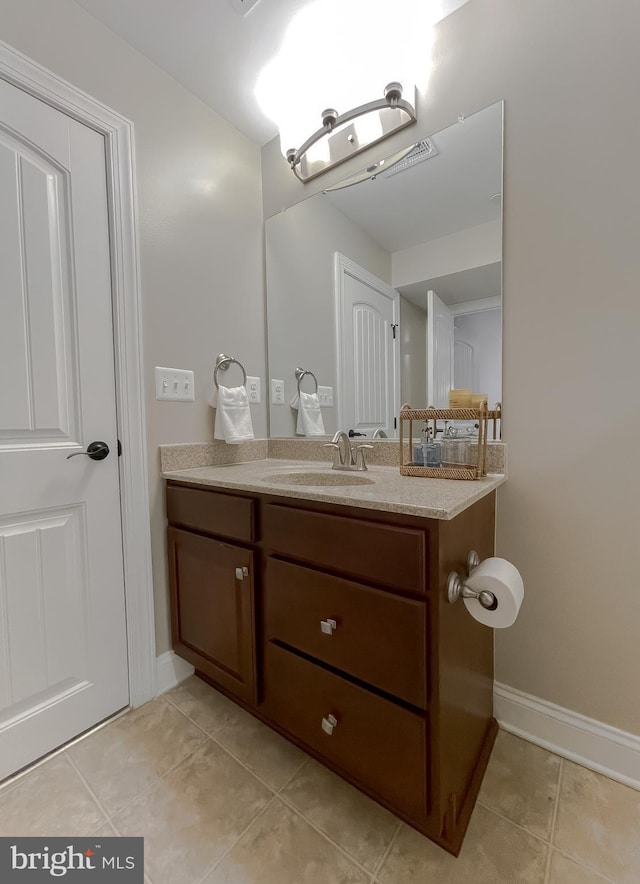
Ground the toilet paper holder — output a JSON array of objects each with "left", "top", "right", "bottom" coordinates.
[{"left": 447, "top": 550, "right": 498, "bottom": 611}]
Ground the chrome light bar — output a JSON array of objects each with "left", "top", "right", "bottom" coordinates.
[{"left": 286, "top": 82, "right": 417, "bottom": 183}]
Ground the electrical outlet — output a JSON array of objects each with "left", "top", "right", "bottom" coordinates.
[
  {"left": 318, "top": 385, "right": 333, "bottom": 407},
  {"left": 246, "top": 376, "right": 261, "bottom": 404},
  {"left": 155, "top": 367, "right": 195, "bottom": 401},
  {"left": 271, "top": 379, "right": 285, "bottom": 405}
]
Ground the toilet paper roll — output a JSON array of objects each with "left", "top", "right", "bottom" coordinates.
[{"left": 463, "top": 557, "right": 524, "bottom": 628}]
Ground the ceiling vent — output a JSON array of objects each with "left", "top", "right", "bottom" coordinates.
[
  {"left": 381, "top": 137, "right": 439, "bottom": 178},
  {"left": 228, "top": 0, "right": 262, "bottom": 15}
]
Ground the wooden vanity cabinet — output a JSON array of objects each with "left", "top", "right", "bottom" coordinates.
[
  {"left": 166, "top": 485, "right": 257, "bottom": 704},
  {"left": 166, "top": 479, "right": 497, "bottom": 856}
]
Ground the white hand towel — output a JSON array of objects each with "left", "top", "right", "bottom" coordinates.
[
  {"left": 210, "top": 384, "right": 255, "bottom": 444},
  {"left": 290, "top": 391, "right": 325, "bottom": 436}
]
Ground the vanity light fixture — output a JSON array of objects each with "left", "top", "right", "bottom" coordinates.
[
  {"left": 283, "top": 83, "right": 417, "bottom": 183},
  {"left": 255, "top": 0, "right": 440, "bottom": 183}
]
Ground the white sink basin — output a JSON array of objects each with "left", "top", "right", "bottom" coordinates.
[{"left": 261, "top": 470, "right": 374, "bottom": 487}]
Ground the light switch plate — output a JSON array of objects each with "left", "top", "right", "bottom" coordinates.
[
  {"left": 318, "top": 385, "right": 333, "bottom": 407},
  {"left": 155, "top": 367, "right": 195, "bottom": 401},
  {"left": 271, "top": 379, "right": 285, "bottom": 405},
  {"left": 246, "top": 376, "right": 261, "bottom": 404}
]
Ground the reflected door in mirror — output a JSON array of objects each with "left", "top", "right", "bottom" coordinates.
[
  {"left": 336, "top": 254, "right": 399, "bottom": 436},
  {"left": 426, "top": 290, "right": 454, "bottom": 408}
]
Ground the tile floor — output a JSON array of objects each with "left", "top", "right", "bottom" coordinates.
[{"left": 1, "top": 676, "right": 638, "bottom": 883}]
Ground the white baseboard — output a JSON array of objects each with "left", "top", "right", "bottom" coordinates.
[
  {"left": 494, "top": 682, "right": 640, "bottom": 791},
  {"left": 155, "top": 651, "right": 195, "bottom": 695}
]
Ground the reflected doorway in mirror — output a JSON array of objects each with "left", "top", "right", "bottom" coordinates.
[{"left": 334, "top": 253, "right": 399, "bottom": 439}]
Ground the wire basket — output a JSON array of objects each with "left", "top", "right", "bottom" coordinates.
[{"left": 399, "top": 406, "right": 501, "bottom": 480}]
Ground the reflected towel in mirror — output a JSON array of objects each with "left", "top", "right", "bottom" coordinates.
[{"left": 289, "top": 391, "right": 326, "bottom": 436}]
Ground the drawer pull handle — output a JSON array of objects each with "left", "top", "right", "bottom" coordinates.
[
  {"left": 235, "top": 566, "right": 249, "bottom": 580},
  {"left": 321, "top": 714, "right": 338, "bottom": 736},
  {"left": 320, "top": 618, "right": 337, "bottom": 635}
]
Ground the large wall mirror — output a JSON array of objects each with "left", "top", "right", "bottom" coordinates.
[{"left": 265, "top": 100, "right": 503, "bottom": 438}]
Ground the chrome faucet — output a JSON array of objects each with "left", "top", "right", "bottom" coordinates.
[
  {"left": 372, "top": 428, "right": 387, "bottom": 438},
  {"left": 331, "top": 431, "right": 352, "bottom": 467},
  {"left": 324, "top": 431, "right": 373, "bottom": 471}
]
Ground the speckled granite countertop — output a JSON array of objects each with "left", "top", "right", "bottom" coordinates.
[{"left": 163, "top": 459, "right": 505, "bottom": 521}]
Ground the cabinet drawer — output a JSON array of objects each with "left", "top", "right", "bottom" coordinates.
[
  {"left": 167, "top": 483, "right": 254, "bottom": 542},
  {"left": 264, "top": 558, "right": 427, "bottom": 708},
  {"left": 263, "top": 503, "right": 427, "bottom": 592},
  {"left": 262, "top": 643, "right": 427, "bottom": 821}
]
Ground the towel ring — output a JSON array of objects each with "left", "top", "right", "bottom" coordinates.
[
  {"left": 214, "top": 353, "right": 247, "bottom": 389},
  {"left": 295, "top": 367, "right": 318, "bottom": 395}
]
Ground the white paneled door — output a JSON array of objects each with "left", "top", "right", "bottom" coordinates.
[
  {"left": 0, "top": 78, "right": 129, "bottom": 779},
  {"left": 426, "top": 290, "right": 454, "bottom": 408},
  {"left": 336, "top": 254, "right": 399, "bottom": 438}
]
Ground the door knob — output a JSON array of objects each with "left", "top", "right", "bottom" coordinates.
[
  {"left": 235, "top": 566, "right": 249, "bottom": 580},
  {"left": 66, "top": 441, "right": 110, "bottom": 461},
  {"left": 320, "top": 619, "right": 337, "bottom": 635}
]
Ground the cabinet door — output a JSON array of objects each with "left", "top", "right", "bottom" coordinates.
[{"left": 168, "top": 527, "right": 256, "bottom": 703}]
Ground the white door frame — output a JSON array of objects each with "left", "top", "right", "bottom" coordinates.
[{"left": 0, "top": 40, "right": 156, "bottom": 707}]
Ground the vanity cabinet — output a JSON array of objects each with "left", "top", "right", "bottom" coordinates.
[
  {"left": 167, "top": 485, "right": 257, "bottom": 703},
  {"left": 166, "top": 479, "right": 497, "bottom": 856}
]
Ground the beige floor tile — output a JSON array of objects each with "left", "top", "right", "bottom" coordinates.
[
  {"left": 165, "top": 676, "right": 243, "bottom": 736},
  {"left": 548, "top": 850, "right": 612, "bottom": 883},
  {"left": 214, "top": 705, "right": 307, "bottom": 790},
  {"left": 0, "top": 754, "right": 106, "bottom": 836},
  {"left": 281, "top": 758, "right": 398, "bottom": 872},
  {"left": 68, "top": 697, "right": 206, "bottom": 816},
  {"left": 203, "top": 798, "right": 370, "bottom": 884},
  {"left": 377, "top": 806, "right": 548, "bottom": 884},
  {"left": 95, "top": 820, "right": 119, "bottom": 837},
  {"left": 113, "top": 739, "right": 272, "bottom": 884},
  {"left": 554, "top": 761, "right": 640, "bottom": 884},
  {"left": 478, "top": 730, "right": 560, "bottom": 839}
]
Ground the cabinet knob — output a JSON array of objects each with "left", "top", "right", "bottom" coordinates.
[
  {"left": 321, "top": 714, "right": 338, "bottom": 736},
  {"left": 320, "top": 618, "right": 337, "bottom": 635},
  {"left": 235, "top": 566, "right": 249, "bottom": 580}
]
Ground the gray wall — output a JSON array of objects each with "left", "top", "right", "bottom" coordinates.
[
  {"left": 0, "top": 0, "right": 266, "bottom": 656},
  {"left": 262, "top": 0, "right": 640, "bottom": 735},
  {"left": 392, "top": 219, "right": 501, "bottom": 290},
  {"left": 266, "top": 195, "right": 390, "bottom": 436}
]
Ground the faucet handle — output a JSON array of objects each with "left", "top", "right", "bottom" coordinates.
[
  {"left": 354, "top": 444, "right": 374, "bottom": 471},
  {"left": 323, "top": 442, "right": 341, "bottom": 469}
]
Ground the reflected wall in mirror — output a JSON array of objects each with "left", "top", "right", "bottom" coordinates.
[{"left": 265, "top": 101, "right": 503, "bottom": 438}]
